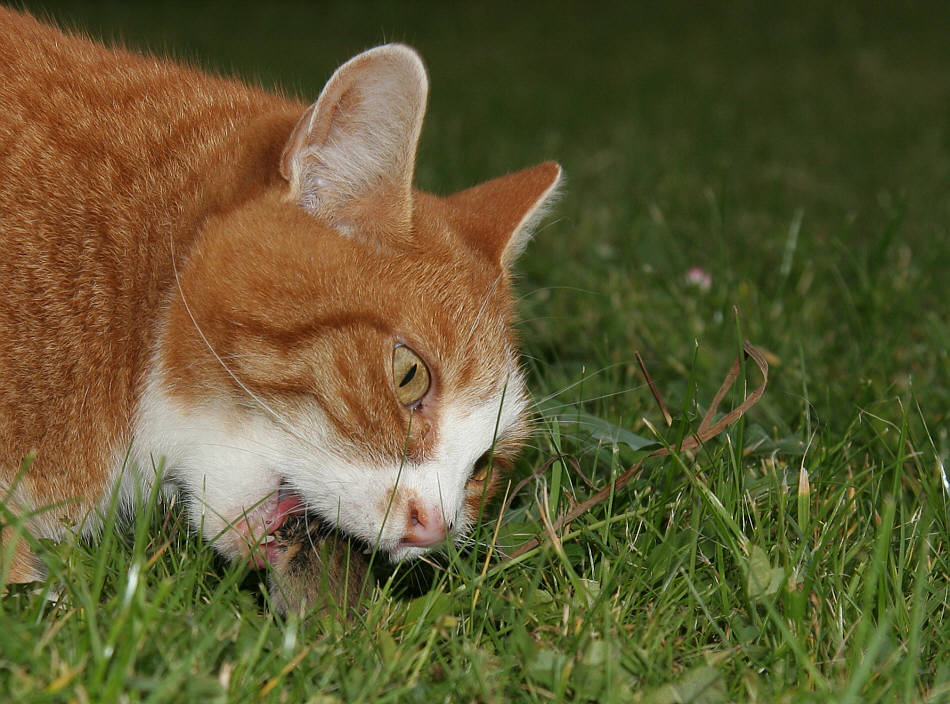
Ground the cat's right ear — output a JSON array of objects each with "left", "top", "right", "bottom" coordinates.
[
  {"left": 446, "top": 162, "right": 563, "bottom": 269},
  {"left": 279, "top": 44, "right": 428, "bottom": 236}
]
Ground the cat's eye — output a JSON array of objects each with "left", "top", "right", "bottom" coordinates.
[
  {"left": 470, "top": 451, "right": 492, "bottom": 483},
  {"left": 392, "top": 344, "right": 431, "bottom": 406}
]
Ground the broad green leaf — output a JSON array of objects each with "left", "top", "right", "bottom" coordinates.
[
  {"left": 559, "top": 411, "right": 657, "bottom": 452},
  {"left": 641, "top": 664, "right": 726, "bottom": 704},
  {"left": 746, "top": 545, "right": 784, "bottom": 601}
]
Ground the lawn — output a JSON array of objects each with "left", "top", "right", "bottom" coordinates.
[{"left": 2, "top": 1, "right": 949, "bottom": 701}]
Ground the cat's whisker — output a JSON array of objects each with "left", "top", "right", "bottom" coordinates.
[
  {"left": 169, "top": 241, "right": 327, "bottom": 458},
  {"left": 136, "top": 421, "right": 294, "bottom": 459},
  {"left": 521, "top": 432, "right": 586, "bottom": 451},
  {"left": 171, "top": 444, "right": 285, "bottom": 464},
  {"left": 515, "top": 284, "right": 600, "bottom": 305},
  {"left": 513, "top": 315, "right": 579, "bottom": 327},
  {"left": 452, "top": 533, "right": 523, "bottom": 559},
  {"left": 532, "top": 385, "right": 647, "bottom": 415},
  {"left": 526, "top": 361, "right": 633, "bottom": 409}
]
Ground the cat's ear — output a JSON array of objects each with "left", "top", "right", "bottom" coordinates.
[
  {"left": 446, "top": 162, "right": 562, "bottom": 268},
  {"left": 280, "top": 44, "right": 427, "bottom": 233}
]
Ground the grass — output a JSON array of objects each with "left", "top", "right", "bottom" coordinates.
[{"left": 2, "top": 1, "right": 949, "bottom": 701}]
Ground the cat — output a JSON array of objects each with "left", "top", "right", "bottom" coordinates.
[{"left": 0, "top": 7, "right": 561, "bottom": 594}]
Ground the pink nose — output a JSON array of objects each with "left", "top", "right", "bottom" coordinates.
[{"left": 401, "top": 501, "right": 448, "bottom": 547}]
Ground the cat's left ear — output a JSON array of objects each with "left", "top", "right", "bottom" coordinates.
[
  {"left": 279, "top": 44, "right": 427, "bottom": 235},
  {"left": 446, "top": 162, "right": 563, "bottom": 269}
]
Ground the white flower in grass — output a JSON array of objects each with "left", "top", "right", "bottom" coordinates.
[{"left": 685, "top": 266, "right": 712, "bottom": 292}]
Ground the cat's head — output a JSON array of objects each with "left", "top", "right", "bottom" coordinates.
[{"left": 138, "top": 45, "right": 561, "bottom": 565}]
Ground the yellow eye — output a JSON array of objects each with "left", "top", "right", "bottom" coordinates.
[
  {"left": 392, "top": 344, "right": 431, "bottom": 406},
  {"left": 470, "top": 451, "right": 492, "bottom": 482}
]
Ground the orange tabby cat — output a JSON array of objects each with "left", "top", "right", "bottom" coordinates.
[{"left": 0, "top": 8, "right": 560, "bottom": 585}]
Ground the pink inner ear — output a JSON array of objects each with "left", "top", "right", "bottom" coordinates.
[{"left": 445, "top": 161, "right": 562, "bottom": 266}]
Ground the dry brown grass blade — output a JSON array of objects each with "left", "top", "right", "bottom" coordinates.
[
  {"left": 501, "top": 341, "right": 768, "bottom": 562},
  {"left": 636, "top": 351, "right": 673, "bottom": 427}
]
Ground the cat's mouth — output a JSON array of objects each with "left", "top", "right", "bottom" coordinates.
[
  {"left": 274, "top": 484, "right": 307, "bottom": 527},
  {"left": 263, "top": 485, "right": 307, "bottom": 566},
  {"left": 262, "top": 485, "right": 375, "bottom": 570},
  {"left": 240, "top": 483, "right": 306, "bottom": 569}
]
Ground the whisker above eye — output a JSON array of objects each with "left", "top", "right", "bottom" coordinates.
[
  {"left": 513, "top": 283, "right": 600, "bottom": 307},
  {"left": 463, "top": 271, "right": 503, "bottom": 350}
]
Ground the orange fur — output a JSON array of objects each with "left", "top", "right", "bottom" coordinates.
[{"left": 0, "top": 7, "right": 560, "bottom": 582}]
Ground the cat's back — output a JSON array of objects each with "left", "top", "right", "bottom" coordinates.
[
  {"left": 0, "top": 8, "right": 290, "bottom": 325},
  {"left": 0, "top": 7, "right": 283, "bottom": 216}
]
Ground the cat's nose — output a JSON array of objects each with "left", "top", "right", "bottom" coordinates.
[{"left": 401, "top": 500, "right": 448, "bottom": 546}]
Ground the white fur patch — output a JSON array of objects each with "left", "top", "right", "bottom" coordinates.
[{"left": 131, "top": 368, "right": 290, "bottom": 556}]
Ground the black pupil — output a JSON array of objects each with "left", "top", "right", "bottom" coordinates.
[{"left": 399, "top": 363, "right": 417, "bottom": 388}]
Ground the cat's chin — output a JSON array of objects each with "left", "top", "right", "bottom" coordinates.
[{"left": 385, "top": 543, "right": 435, "bottom": 563}]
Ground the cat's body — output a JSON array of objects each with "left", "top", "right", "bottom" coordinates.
[
  {"left": 0, "top": 8, "right": 560, "bottom": 586},
  {"left": 0, "top": 9, "right": 299, "bottom": 579}
]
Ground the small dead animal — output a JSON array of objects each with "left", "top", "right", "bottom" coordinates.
[{"left": 267, "top": 512, "right": 371, "bottom": 620}]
